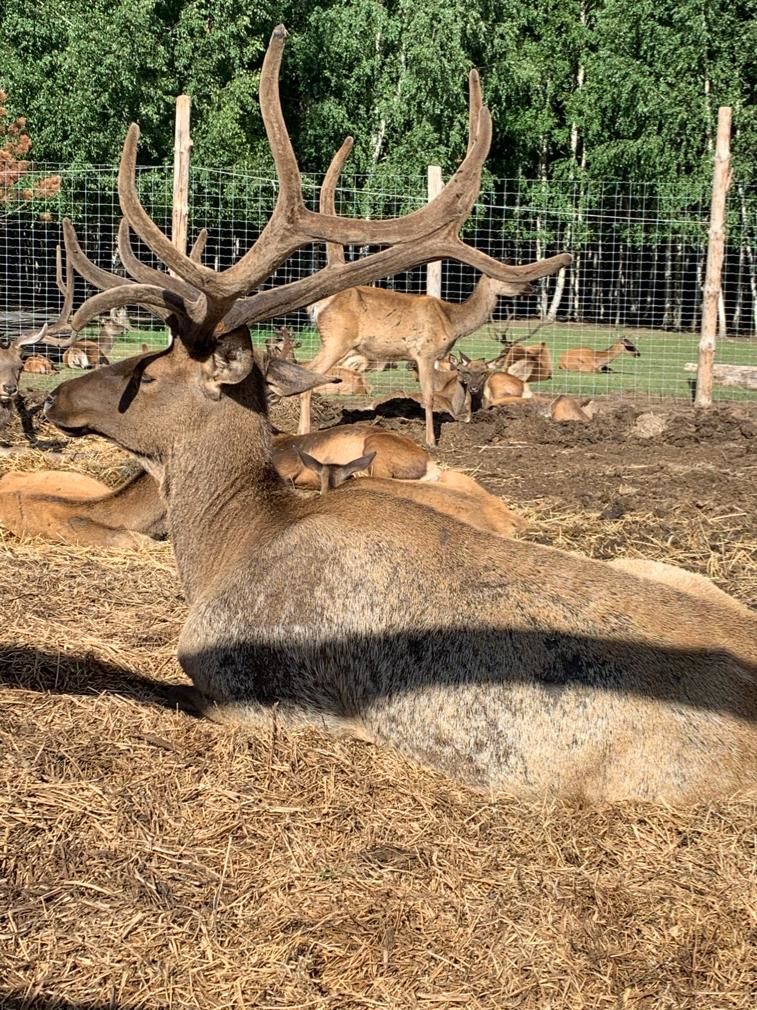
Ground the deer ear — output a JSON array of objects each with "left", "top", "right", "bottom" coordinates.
[
  {"left": 265, "top": 358, "right": 340, "bottom": 397},
  {"left": 336, "top": 451, "right": 376, "bottom": 483},
  {"left": 295, "top": 448, "right": 324, "bottom": 476},
  {"left": 201, "top": 329, "right": 255, "bottom": 399},
  {"left": 458, "top": 351, "right": 471, "bottom": 365}
]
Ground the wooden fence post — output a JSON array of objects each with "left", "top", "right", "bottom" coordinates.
[
  {"left": 171, "top": 95, "right": 192, "bottom": 259},
  {"left": 426, "top": 165, "right": 443, "bottom": 299},
  {"left": 695, "top": 106, "right": 732, "bottom": 408}
]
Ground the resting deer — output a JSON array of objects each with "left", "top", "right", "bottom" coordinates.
[
  {"left": 274, "top": 423, "right": 434, "bottom": 486},
  {"left": 605, "top": 558, "right": 751, "bottom": 616},
  {"left": 456, "top": 353, "right": 532, "bottom": 409},
  {"left": 498, "top": 341, "right": 552, "bottom": 381},
  {"left": 299, "top": 145, "right": 538, "bottom": 447},
  {"left": 42, "top": 27, "right": 756, "bottom": 804},
  {"left": 297, "top": 451, "right": 526, "bottom": 538},
  {"left": 0, "top": 255, "right": 79, "bottom": 411},
  {"left": 63, "top": 340, "right": 110, "bottom": 369},
  {"left": 372, "top": 361, "right": 471, "bottom": 427},
  {"left": 22, "top": 354, "right": 57, "bottom": 375},
  {"left": 0, "top": 468, "right": 166, "bottom": 547},
  {"left": 559, "top": 337, "right": 640, "bottom": 373}
]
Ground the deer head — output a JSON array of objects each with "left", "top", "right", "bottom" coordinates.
[
  {"left": 622, "top": 337, "right": 641, "bottom": 357},
  {"left": 0, "top": 326, "right": 49, "bottom": 401},
  {"left": 45, "top": 25, "right": 571, "bottom": 470}
]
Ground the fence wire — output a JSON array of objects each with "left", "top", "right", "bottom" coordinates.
[{"left": 0, "top": 164, "right": 755, "bottom": 403}]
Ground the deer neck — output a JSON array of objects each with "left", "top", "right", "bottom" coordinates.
[
  {"left": 599, "top": 341, "right": 624, "bottom": 364},
  {"left": 161, "top": 380, "right": 293, "bottom": 602},
  {"left": 442, "top": 277, "right": 500, "bottom": 339}
]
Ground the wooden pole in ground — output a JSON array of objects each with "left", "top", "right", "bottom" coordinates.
[
  {"left": 171, "top": 95, "right": 192, "bottom": 260},
  {"left": 695, "top": 106, "right": 732, "bottom": 408},
  {"left": 426, "top": 165, "right": 443, "bottom": 299}
]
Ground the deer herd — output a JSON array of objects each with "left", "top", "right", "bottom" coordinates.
[{"left": 0, "top": 26, "right": 754, "bottom": 806}]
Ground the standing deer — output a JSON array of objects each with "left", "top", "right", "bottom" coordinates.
[
  {"left": 42, "top": 27, "right": 756, "bottom": 804},
  {"left": 299, "top": 135, "right": 537, "bottom": 446},
  {"left": 559, "top": 337, "right": 640, "bottom": 373}
]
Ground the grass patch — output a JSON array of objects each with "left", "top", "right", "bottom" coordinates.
[{"left": 18, "top": 320, "right": 757, "bottom": 404}]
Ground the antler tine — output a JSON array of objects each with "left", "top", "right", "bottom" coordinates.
[
  {"left": 62, "top": 218, "right": 183, "bottom": 330},
  {"left": 258, "top": 25, "right": 304, "bottom": 212},
  {"left": 69, "top": 284, "right": 188, "bottom": 334},
  {"left": 49, "top": 243, "right": 75, "bottom": 333},
  {"left": 319, "top": 137, "right": 353, "bottom": 267},
  {"left": 117, "top": 219, "right": 199, "bottom": 301},
  {"left": 189, "top": 228, "right": 208, "bottom": 263},
  {"left": 467, "top": 70, "right": 482, "bottom": 155},
  {"left": 117, "top": 125, "right": 229, "bottom": 300}
]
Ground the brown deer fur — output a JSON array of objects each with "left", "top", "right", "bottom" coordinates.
[
  {"left": 456, "top": 354, "right": 531, "bottom": 409},
  {"left": 273, "top": 424, "right": 434, "bottom": 486},
  {"left": 63, "top": 340, "right": 110, "bottom": 369},
  {"left": 41, "top": 27, "right": 757, "bottom": 804},
  {"left": 22, "top": 354, "right": 57, "bottom": 375},
  {"left": 0, "top": 469, "right": 165, "bottom": 547},
  {"left": 559, "top": 337, "right": 640, "bottom": 374},
  {"left": 500, "top": 341, "right": 552, "bottom": 381},
  {"left": 313, "top": 365, "right": 371, "bottom": 397},
  {"left": 606, "top": 558, "right": 751, "bottom": 615},
  {"left": 292, "top": 452, "right": 527, "bottom": 538}
]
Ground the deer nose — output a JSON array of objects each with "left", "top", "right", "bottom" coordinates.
[
  {"left": 43, "top": 392, "right": 56, "bottom": 414},
  {"left": 2, "top": 383, "right": 17, "bottom": 396}
]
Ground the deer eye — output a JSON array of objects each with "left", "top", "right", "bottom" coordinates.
[{"left": 140, "top": 372, "right": 156, "bottom": 385}]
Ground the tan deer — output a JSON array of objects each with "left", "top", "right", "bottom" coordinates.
[
  {"left": 0, "top": 248, "right": 78, "bottom": 400},
  {"left": 265, "top": 325, "right": 300, "bottom": 361},
  {"left": 372, "top": 362, "right": 471, "bottom": 427},
  {"left": 273, "top": 423, "right": 434, "bottom": 485},
  {"left": 454, "top": 353, "right": 532, "bottom": 409},
  {"left": 499, "top": 341, "right": 552, "bottom": 381},
  {"left": 22, "top": 354, "right": 57, "bottom": 375},
  {"left": 299, "top": 133, "right": 542, "bottom": 446},
  {"left": 559, "top": 337, "right": 640, "bottom": 373},
  {"left": 313, "top": 365, "right": 371, "bottom": 397},
  {"left": 0, "top": 468, "right": 165, "bottom": 547},
  {"left": 297, "top": 452, "right": 526, "bottom": 538},
  {"left": 63, "top": 340, "right": 110, "bottom": 369},
  {"left": 41, "top": 27, "right": 757, "bottom": 804},
  {"left": 605, "top": 558, "right": 752, "bottom": 615}
]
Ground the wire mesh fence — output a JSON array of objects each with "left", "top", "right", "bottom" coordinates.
[{"left": 1, "top": 163, "right": 755, "bottom": 403}]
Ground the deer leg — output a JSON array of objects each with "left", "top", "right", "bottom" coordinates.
[
  {"left": 167, "top": 684, "right": 375, "bottom": 741},
  {"left": 297, "top": 345, "right": 346, "bottom": 435},
  {"left": 415, "top": 356, "right": 438, "bottom": 447}
]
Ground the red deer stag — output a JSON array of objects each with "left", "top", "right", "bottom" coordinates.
[
  {"left": 42, "top": 27, "right": 757, "bottom": 804},
  {"left": 559, "top": 337, "right": 640, "bottom": 373}
]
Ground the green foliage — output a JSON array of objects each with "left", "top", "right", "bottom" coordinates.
[{"left": 0, "top": 0, "right": 753, "bottom": 187}]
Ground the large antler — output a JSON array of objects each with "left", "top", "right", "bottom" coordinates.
[{"left": 63, "top": 24, "right": 572, "bottom": 345}]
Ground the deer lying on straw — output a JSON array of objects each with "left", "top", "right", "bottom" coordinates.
[
  {"left": 40, "top": 27, "right": 755, "bottom": 804},
  {"left": 297, "top": 451, "right": 526, "bottom": 538},
  {"left": 0, "top": 421, "right": 435, "bottom": 544}
]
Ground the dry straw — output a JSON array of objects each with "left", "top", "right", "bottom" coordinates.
[{"left": 1, "top": 406, "right": 755, "bottom": 1009}]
